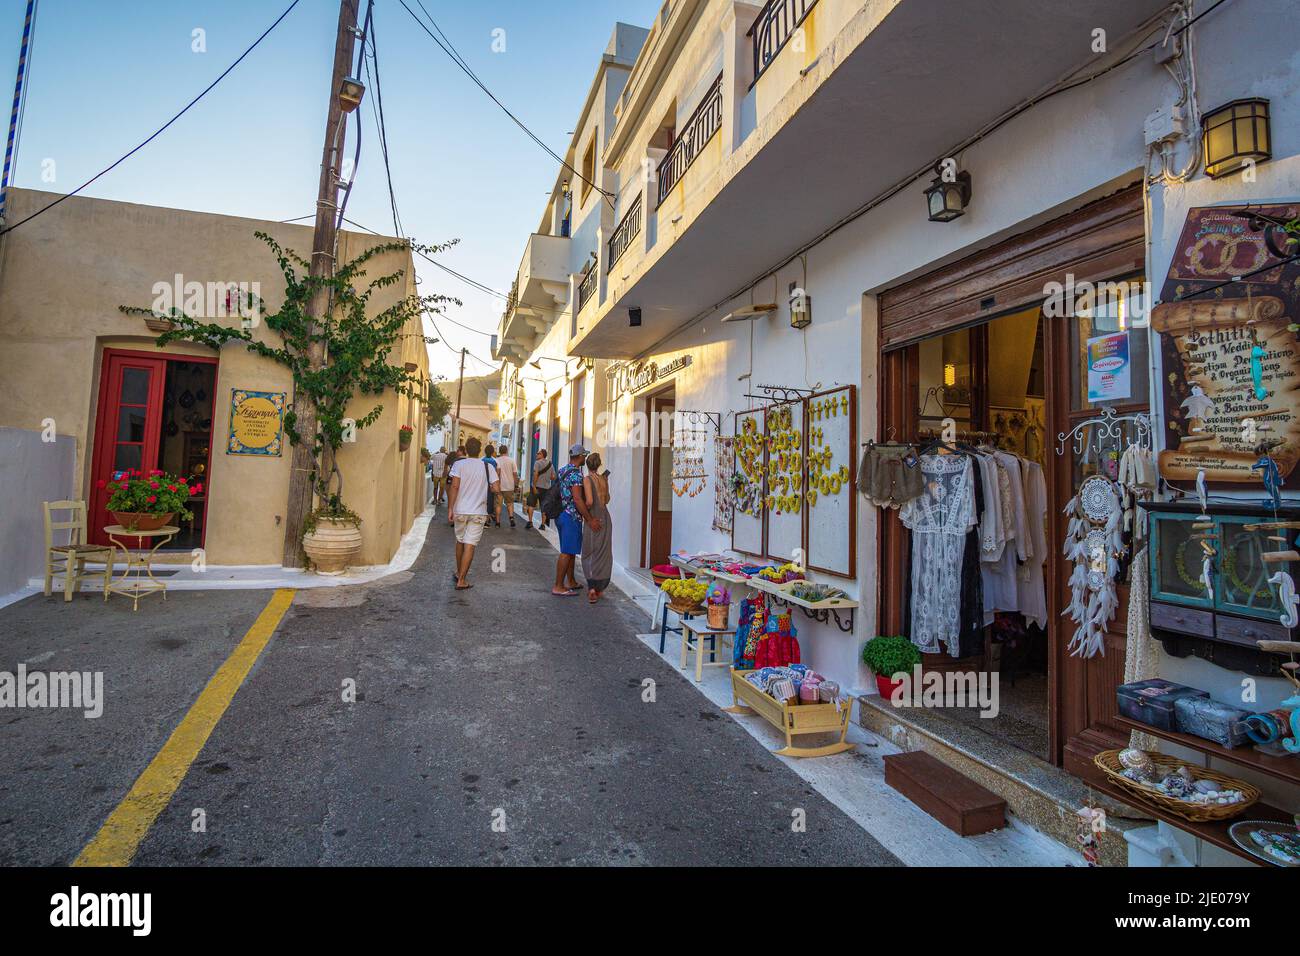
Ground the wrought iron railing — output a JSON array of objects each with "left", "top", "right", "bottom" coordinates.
[
  {"left": 656, "top": 73, "right": 723, "bottom": 206},
  {"left": 607, "top": 192, "right": 643, "bottom": 268},
  {"left": 749, "top": 0, "right": 818, "bottom": 85},
  {"left": 577, "top": 263, "right": 598, "bottom": 312}
]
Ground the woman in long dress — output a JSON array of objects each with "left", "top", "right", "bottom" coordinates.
[{"left": 581, "top": 452, "right": 613, "bottom": 604}]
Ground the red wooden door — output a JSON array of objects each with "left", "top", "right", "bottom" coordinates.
[{"left": 89, "top": 351, "right": 167, "bottom": 544}]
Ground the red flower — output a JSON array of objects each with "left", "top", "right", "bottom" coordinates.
[
  {"left": 147, "top": 495, "right": 157, "bottom": 503},
  {"left": 168, "top": 484, "right": 177, "bottom": 492},
  {"left": 149, "top": 481, "right": 159, "bottom": 489},
  {"left": 189, "top": 487, "right": 199, "bottom": 495},
  {"left": 151, "top": 469, "right": 163, "bottom": 476}
]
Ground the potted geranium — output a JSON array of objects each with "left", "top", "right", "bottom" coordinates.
[
  {"left": 706, "top": 585, "right": 731, "bottom": 629},
  {"left": 399, "top": 424, "right": 414, "bottom": 452},
  {"left": 862, "top": 635, "right": 921, "bottom": 701},
  {"left": 102, "top": 469, "right": 196, "bottom": 531}
]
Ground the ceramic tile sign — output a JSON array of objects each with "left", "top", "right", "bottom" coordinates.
[
  {"left": 227, "top": 389, "right": 285, "bottom": 457},
  {"left": 1086, "top": 331, "right": 1131, "bottom": 403},
  {"left": 1154, "top": 204, "right": 1300, "bottom": 488}
]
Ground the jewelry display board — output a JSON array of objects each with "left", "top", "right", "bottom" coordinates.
[
  {"left": 732, "top": 408, "right": 765, "bottom": 556},
  {"left": 763, "top": 401, "right": 805, "bottom": 563},
  {"left": 804, "top": 385, "right": 857, "bottom": 577}
]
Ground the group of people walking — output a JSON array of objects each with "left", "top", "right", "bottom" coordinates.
[{"left": 429, "top": 437, "right": 613, "bottom": 603}]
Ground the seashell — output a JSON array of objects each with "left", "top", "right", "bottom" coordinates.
[
  {"left": 1192, "top": 779, "right": 1219, "bottom": 795},
  {"left": 1118, "top": 748, "right": 1154, "bottom": 777}
]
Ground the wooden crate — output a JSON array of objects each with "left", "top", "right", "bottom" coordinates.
[{"left": 724, "top": 669, "right": 854, "bottom": 758}]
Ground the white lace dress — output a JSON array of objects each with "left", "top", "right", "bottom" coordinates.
[{"left": 900, "top": 454, "right": 977, "bottom": 654}]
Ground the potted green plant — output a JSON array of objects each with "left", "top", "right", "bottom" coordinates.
[
  {"left": 102, "top": 469, "right": 196, "bottom": 531},
  {"left": 862, "top": 635, "right": 921, "bottom": 700},
  {"left": 399, "top": 424, "right": 414, "bottom": 452}
]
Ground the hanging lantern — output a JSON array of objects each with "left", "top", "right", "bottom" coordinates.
[
  {"left": 924, "top": 164, "right": 971, "bottom": 222},
  {"left": 1202, "top": 98, "right": 1271, "bottom": 179},
  {"left": 789, "top": 285, "right": 812, "bottom": 329}
]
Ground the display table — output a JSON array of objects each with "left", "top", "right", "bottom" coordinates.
[
  {"left": 103, "top": 525, "right": 178, "bottom": 611},
  {"left": 679, "top": 617, "right": 735, "bottom": 682},
  {"left": 724, "top": 669, "right": 855, "bottom": 758}
]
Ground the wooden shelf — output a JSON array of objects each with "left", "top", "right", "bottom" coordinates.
[
  {"left": 1091, "top": 777, "right": 1294, "bottom": 866},
  {"left": 1115, "top": 715, "right": 1300, "bottom": 786}
]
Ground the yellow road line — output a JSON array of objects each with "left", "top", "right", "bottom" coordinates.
[{"left": 73, "top": 588, "right": 296, "bottom": 867}]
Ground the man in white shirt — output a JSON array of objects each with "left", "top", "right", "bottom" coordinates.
[
  {"left": 429, "top": 448, "right": 448, "bottom": 505},
  {"left": 494, "top": 445, "right": 519, "bottom": 529},
  {"left": 447, "top": 436, "right": 499, "bottom": 590}
]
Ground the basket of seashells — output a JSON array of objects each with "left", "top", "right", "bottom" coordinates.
[{"left": 1095, "top": 748, "right": 1260, "bottom": 823}]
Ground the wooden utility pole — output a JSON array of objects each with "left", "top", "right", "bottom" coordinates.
[
  {"left": 282, "top": 0, "right": 362, "bottom": 568},
  {"left": 452, "top": 347, "right": 466, "bottom": 448}
]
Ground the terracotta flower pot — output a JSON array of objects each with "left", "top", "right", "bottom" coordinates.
[
  {"left": 303, "top": 517, "right": 362, "bottom": 575},
  {"left": 706, "top": 603, "right": 729, "bottom": 629},
  {"left": 399, "top": 430, "right": 413, "bottom": 452},
  {"left": 876, "top": 674, "right": 908, "bottom": 702},
  {"left": 111, "top": 511, "right": 175, "bottom": 532}
]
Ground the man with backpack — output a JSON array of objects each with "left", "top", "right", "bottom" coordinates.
[
  {"left": 545, "top": 443, "right": 600, "bottom": 597},
  {"left": 447, "top": 436, "right": 499, "bottom": 591},
  {"left": 525, "top": 448, "right": 554, "bottom": 531}
]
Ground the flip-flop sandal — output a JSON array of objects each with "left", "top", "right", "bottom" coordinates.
[
  {"left": 456, "top": 583, "right": 473, "bottom": 590},
  {"left": 552, "top": 589, "right": 579, "bottom": 597}
]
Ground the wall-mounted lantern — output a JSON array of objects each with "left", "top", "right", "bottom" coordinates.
[
  {"left": 1202, "top": 98, "right": 1271, "bottom": 179},
  {"left": 924, "top": 161, "right": 972, "bottom": 222},
  {"left": 789, "top": 284, "right": 812, "bottom": 329}
]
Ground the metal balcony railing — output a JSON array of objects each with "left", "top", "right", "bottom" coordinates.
[
  {"left": 577, "top": 264, "right": 598, "bottom": 312},
  {"left": 607, "top": 192, "right": 643, "bottom": 268},
  {"left": 749, "top": 0, "right": 818, "bottom": 86},
  {"left": 656, "top": 73, "right": 723, "bottom": 206}
]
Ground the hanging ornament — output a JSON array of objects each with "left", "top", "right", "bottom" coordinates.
[
  {"left": 1252, "top": 453, "right": 1282, "bottom": 511},
  {"left": 1063, "top": 475, "right": 1124, "bottom": 659},
  {"left": 1180, "top": 385, "right": 1215, "bottom": 421},
  {"left": 1270, "top": 570, "right": 1299, "bottom": 629}
]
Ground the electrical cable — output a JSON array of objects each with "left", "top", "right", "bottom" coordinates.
[
  {"left": 0, "top": 0, "right": 302, "bottom": 237},
  {"left": 335, "top": 0, "right": 374, "bottom": 236},
  {"left": 396, "top": 0, "right": 612, "bottom": 206},
  {"left": 363, "top": 1, "right": 403, "bottom": 238}
]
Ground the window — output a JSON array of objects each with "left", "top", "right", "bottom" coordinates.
[{"left": 581, "top": 130, "right": 597, "bottom": 204}]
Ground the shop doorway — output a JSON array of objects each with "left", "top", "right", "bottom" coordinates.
[
  {"left": 641, "top": 386, "right": 675, "bottom": 568},
  {"left": 877, "top": 186, "right": 1147, "bottom": 774},
  {"left": 90, "top": 349, "right": 217, "bottom": 550}
]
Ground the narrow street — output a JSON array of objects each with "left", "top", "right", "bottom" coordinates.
[{"left": 0, "top": 517, "right": 899, "bottom": 867}]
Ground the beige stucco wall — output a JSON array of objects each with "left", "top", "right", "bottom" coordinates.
[{"left": 0, "top": 188, "right": 428, "bottom": 567}]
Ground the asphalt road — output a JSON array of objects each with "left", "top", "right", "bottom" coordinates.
[{"left": 2, "top": 516, "right": 898, "bottom": 866}]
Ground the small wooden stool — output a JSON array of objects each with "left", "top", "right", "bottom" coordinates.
[{"left": 680, "top": 617, "right": 735, "bottom": 682}]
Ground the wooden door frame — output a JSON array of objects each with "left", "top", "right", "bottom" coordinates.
[
  {"left": 876, "top": 185, "right": 1146, "bottom": 770},
  {"left": 638, "top": 384, "right": 675, "bottom": 568},
  {"left": 89, "top": 348, "right": 219, "bottom": 546}
]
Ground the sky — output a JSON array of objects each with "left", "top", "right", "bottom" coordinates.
[{"left": 0, "top": 0, "right": 662, "bottom": 381}]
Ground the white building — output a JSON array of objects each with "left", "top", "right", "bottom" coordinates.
[{"left": 496, "top": 0, "right": 1300, "bottom": 865}]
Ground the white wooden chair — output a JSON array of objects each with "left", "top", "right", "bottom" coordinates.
[{"left": 43, "top": 500, "right": 113, "bottom": 602}]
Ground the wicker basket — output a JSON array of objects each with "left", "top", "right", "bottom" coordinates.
[
  {"left": 667, "top": 599, "right": 704, "bottom": 616},
  {"left": 1094, "top": 750, "right": 1260, "bottom": 823}
]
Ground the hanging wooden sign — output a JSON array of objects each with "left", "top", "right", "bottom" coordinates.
[{"left": 1155, "top": 204, "right": 1300, "bottom": 487}]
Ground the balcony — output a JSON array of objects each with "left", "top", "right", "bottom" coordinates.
[
  {"left": 607, "top": 192, "right": 643, "bottom": 268},
  {"left": 750, "top": 0, "right": 818, "bottom": 86},
  {"left": 657, "top": 74, "right": 723, "bottom": 206},
  {"left": 577, "top": 263, "right": 598, "bottom": 313},
  {"left": 494, "top": 232, "right": 570, "bottom": 366},
  {"left": 568, "top": 0, "right": 1169, "bottom": 359}
]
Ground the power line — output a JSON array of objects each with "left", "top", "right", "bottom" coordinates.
[
  {"left": 363, "top": 1, "right": 403, "bottom": 238},
  {"left": 0, "top": 0, "right": 302, "bottom": 237},
  {"left": 396, "top": 0, "right": 612, "bottom": 205}
]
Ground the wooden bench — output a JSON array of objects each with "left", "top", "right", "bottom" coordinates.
[{"left": 884, "top": 751, "right": 1006, "bottom": 836}]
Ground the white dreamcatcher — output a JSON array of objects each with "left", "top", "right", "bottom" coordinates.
[{"left": 1063, "top": 475, "right": 1126, "bottom": 658}]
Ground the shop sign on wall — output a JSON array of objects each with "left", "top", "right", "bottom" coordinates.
[
  {"left": 227, "top": 389, "right": 285, "bottom": 457},
  {"left": 1086, "top": 331, "right": 1131, "bottom": 403},
  {"left": 1154, "top": 204, "right": 1300, "bottom": 487},
  {"left": 609, "top": 355, "right": 692, "bottom": 398}
]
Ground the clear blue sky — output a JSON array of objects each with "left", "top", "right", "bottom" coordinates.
[{"left": 0, "top": 0, "right": 661, "bottom": 380}]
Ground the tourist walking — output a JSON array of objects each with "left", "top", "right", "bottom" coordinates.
[
  {"left": 430, "top": 446, "right": 447, "bottom": 505},
  {"left": 553, "top": 443, "right": 598, "bottom": 597},
  {"left": 447, "top": 436, "right": 499, "bottom": 590},
  {"left": 494, "top": 444, "right": 518, "bottom": 528},
  {"left": 482, "top": 443, "right": 501, "bottom": 528},
  {"left": 526, "top": 448, "right": 554, "bottom": 531},
  {"left": 581, "top": 452, "right": 613, "bottom": 604}
]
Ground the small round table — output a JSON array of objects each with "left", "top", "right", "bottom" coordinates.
[{"left": 103, "top": 525, "right": 179, "bottom": 611}]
